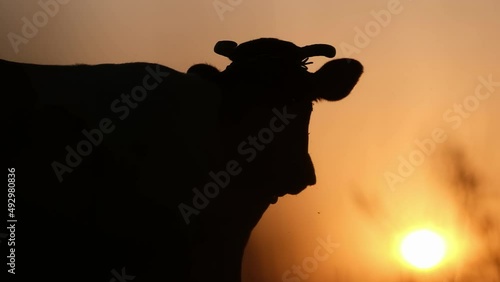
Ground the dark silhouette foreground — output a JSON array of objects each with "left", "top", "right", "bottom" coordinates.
[{"left": 3, "top": 38, "right": 363, "bottom": 282}]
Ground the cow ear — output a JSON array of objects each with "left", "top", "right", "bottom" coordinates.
[{"left": 311, "top": 58, "right": 363, "bottom": 101}]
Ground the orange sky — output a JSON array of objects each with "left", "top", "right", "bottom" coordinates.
[{"left": 1, "top": 1, "right": 499, "bottom": 281}]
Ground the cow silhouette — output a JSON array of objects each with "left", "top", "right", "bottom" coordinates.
[{"left": 3, "top": 38, "right": 363, "bottom": 282}]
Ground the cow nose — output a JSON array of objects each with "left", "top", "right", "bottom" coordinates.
[
  {"left": 306, "top": 171, "right": 316, "bottom": 186},
  {"left": 280, "top": 154, "right": 316, "bottom": 195},
  {"left": 304, "top": 154, "right": 316, "bottom": 186}
]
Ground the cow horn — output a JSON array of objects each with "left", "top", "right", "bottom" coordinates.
[
  {"left": 214, "top": 40, "right": 238, "bottom": 58},
  {"left": 300, "top": 44, "right": 336, "bottom": 58}
]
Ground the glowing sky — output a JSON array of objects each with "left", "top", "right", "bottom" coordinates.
[{"left": 1, "top": 1, "right": 499, "bottom": 281}]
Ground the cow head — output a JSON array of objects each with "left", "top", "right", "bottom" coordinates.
[
  {"left": 187, "top": 38, "right": 363, "bottom": 203},
  {"left": 184, "top": 38, "right": 363, "bottom": 282}
]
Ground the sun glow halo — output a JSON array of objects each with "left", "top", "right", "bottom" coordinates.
[{"left": 400, "top": 229, "right": 447, "bottom": 270}]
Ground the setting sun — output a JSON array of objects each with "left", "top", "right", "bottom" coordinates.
[{"left": 400, "top": 229, "right": 447, "bottom": 270}]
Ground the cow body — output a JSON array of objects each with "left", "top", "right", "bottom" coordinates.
[{"left": 3, "top": 38, "right": 363, "bottom": 282}]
